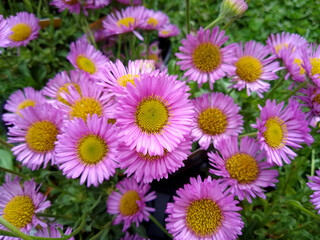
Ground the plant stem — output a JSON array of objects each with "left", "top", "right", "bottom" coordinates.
[
  {"left": 287, "top": 200, "right": 320, "bottom": 222},
  {"left": 149, "top": 214, "right": 172, "bottom": 239},
  {"left": 0, "top": 166, "right": 30, "bottom": 179},
  {"left": 311, "top": 149, "right": 315, "bottom": 177},
  {"left": 185, "top": 0, "right": 190, "bottom": 34},
  {"left": 280, "top": 81, "right": 307, "bottom": 102},
  {"left": 117, "top": 34, "right": 122, "bottom": 59},
  {"left": 264, "top": 77, "right": 285, "bottom": 100},
  {"left": 227, "top": 87, "right": 235, "bottom": 95},
  {"left": 204, "top": 15, "right": 224, "bottom": 30},
  {"left": 0, "top": 216, "right": 33, "bottom": 240},
  {"left": 0, "top": 138, "right": 14, "bottom": 149},
  {"left": 239, "top": 132, "right": 257, "bottom": 139},
  {"left": 36, "top": 213, "right": 76, "bottom": 221}
]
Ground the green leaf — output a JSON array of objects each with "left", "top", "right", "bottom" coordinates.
[{"left": 0, "top": 149, "right": 13, "bottom": 170}]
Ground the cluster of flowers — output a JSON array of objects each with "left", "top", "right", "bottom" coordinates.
[{"left": 1, "top": 0, "right": 320, "bottom": 239}]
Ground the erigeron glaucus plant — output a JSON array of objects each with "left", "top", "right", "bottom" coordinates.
[{"left": 0, "top": 0, "right": 320, "bottom": 239}]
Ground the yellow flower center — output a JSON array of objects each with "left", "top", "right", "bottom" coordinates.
[
  {"left": 135, "top": 97, "right": 169, "bottom": 134},
  {"left": 160, "top": 30, "right": 170, "bottom": 35},
  {"left": 226, "top": 153, "right": 259, "bottom": 184},
  {"left": 57, "top": 83, "right": 81, "bottom": 105},
  {"left": 76, "top": 56, "right": 96, "bottom": 74},
  {"left": 138, "top": 149, "right": 168, "bottom": 161},
  {"left": 198, "top": 108, "right": 227, "bottom": 136},
  {"left": 117, "top": 17, "right": 135, "bottom": 28},
  {"left": 274, "top": 43, "right": 288, "bottom": 54},
  {"left": 147, "top": 17, "right": 158, "bottom": 27},
  {"left": 310, "top": 58, "right": 320, "bottom": 77},
  {"left": 3, "top": 196, "right": 35, "bottom": 229},
  {"left": 314, "top": 93, "right": 320, "bottom": 104},
  {"left": 10, "top": 23, "right": 32, "bottom": 42},
  {"left": 186, "top": 199, "right": 222, "bottom": 237},
  {"left": 263, "top": 117, "right": 287, "bottom": 149},
  {"left": 117, "top": 74, "right": 139, "bottom": 87},
  {"left": 16, "top": 99, "right": 36, "bottom": 116},
  {"left": 70, "top": 97, "right": 102, "bottom": 121},
  {"left": 26, "top": 120, "right": 59, "bottom": 153},
  {"left": 235, "top": 56, "right": 263, "bottom": 83},
  {"left": 62, "top": 0, "right": 78, "bottom": 4},
  {"left": 77, "top": 134, "right": 108, "bottom": 165},
  {"left": 192, "top": 43, "right": 221, "bottom": 72},
  {"left": 119, "top": 190, "right": 141, "bottom": 216},
  {"left": 293, "top": 58, "right": 305, "bottom": 75}
]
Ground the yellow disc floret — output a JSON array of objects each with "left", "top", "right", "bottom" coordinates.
[
  {"left": 10, "top": 24, "right": 32, "bottom": 42},
  {"left": 57, "top": 83, "right": 81, "bottom": 105},
  {"left": 70, "top": 97, "right": 102, "bottom": 120},
  {"left": 198, "top": 108, "right": 227, "bottom": 136},
  {"left": 192, "top": 43, "right": 221, "bottom": 73},
  {"left": 138, "top": 149, "right": 168, "bottom": 161},
  {"left": 226, "top": 153, "right": 259, "bottom": 184},
  {"left": 313, "top": 93, "right": 320, "bottom": 104},
  {"left": 117, "top": 17, "right": 135, "bottom": 28},
  {"left": 26, "top": 120, "right": 59, "bottom": 153},
  {"left": 77, "top": 134, "right": 108, "bottom": 165},
  {"left": 119, "top": 190, "right": 141, "bottom": 216},
  {"left": 186, "top": 199, "right": 222, "bottom": 237},
  {"left": 147, "top": 17, "right": 158, "bottom": 27},
  {"left": 274, "top": 43, "right": 288, "bottom": 54},
  {"left": 16, "top": 99, "right": 36, "bottom": 116},
  {"left": 62, "top": 0, "right": 78, "bottom": 4},
  {"left": 235, "top": 56, "right": 263, "bottom": 83},
  {"left": 310, "top": 58, "right": 320, "bottom": 77},
  {"left": 135, "top": 97, "right": 169, "bottom": 134},
  {"left": 263, "top": 117, "right": 287, "bottom": 149},
  {"left": 76, "top": 56, "right": 96, "bottom": 74},
  {"left": 117, "top": 74, "right": 139, "bottom": 87},
  {"left": 3, "top": 196, "right": 35, "bottom": 229},
  {"left": 293, "top": 58, "right": 305, "bottom": 75}
]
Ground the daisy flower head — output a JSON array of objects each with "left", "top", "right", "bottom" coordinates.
[
  {"left": 3, "top": 87, "right": 47, "bottom": 125},
  {"left": 252, "top": 98, "right": 313, "bottom": 166},
  {"left": 208, "top": 136, "right": 278, "bottom": 203},
  {"left": 158, "top": 24, "right": 180, "bottom": 38},
  {"left": 107, "top": 178, "right": 156, "bottom": 231},
  {"left": 117, "top": 136, "right": 192, "bottom": 183},
  {"left": 8, "top": 103, "right": 64, "bottom": 170},
  {"left": 176, "top": 26, "right": 236, "bottom": 89},
  {"left": 35, "top": 223, "right": 74, "bottom": 239},
  {"left": 55, "top": 114, "right": 118, "bottom": 187},
  {"left": 50, "top": 0, "right": 82, "bottom": 14},
  {"left": 220, "top": 0, "right": 248, "bottom": 19},
  {"left": 42, "top": 70, "right": 88, "bottom": 106},
  {"left": 116, "top": 71, "right": 194, "bottom": 156},
  {"left": 98, "top": 59, "right": 155, "bottom": 98},
  {"left": 192, "top": 92, "right": 243, "bottom": 150},
  {"left": 121, "top": 232, "right": 148, "bottom": 240},
  {"left": 85, "top": 0, "right": 110, "bottom": 9},
  {"left": 116, "top": 0, "right": 142, "bottom": 5},
  {"left": 307, "top": 169, "right": 320, "bottom": 214},
  {"left": 301, "top": 43, "right": 320, "bottom": 87},
  {"left": 7, "top": 12, "right": 40, "bottom": 47},
  {"left": 103, "top": 6, "right": 147, "bottom": 39},
  {"left": 0, "top": 15, "right": 11, "bottom": 48},
  {"left": 139, "top": 9, "right": 169, "bottom": 31},
  {"left": 297, "top": 85, "right": 320, "bottom": 122},
  {"left": 228, "top": 40, "right": 282, "bottom": 98},
  {"left": 0, "top": 176, "right": 51, "bottom": 236},
  {"left": 266, "top": 32, "right": 308, "bottom": 59},
  {"left": 67, "top": 39, "right": 109, "bottom": 79},
  {"left": 165, "top": 176, "right": 244, "bottom": 240},
  {"left": 57, "top": 76, "right": 115, "bottom": 122}
]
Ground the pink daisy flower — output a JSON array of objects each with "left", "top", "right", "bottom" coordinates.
[
  {"left": 297, "top": 85, "right": 320, "bottom": 122},
  {"left": 0, "top": 176, "right": 51, "bottom": 237},
  {"left": 301, "top": 43, "right": 320, "bottom": 87},
  {"left": 66, "top": 39, "right": 109, "bottom": 79},
  {"left": 307, "top": 169, "right": 320, "bottom": 214},
  {"left": 121, "top": 232, "right": 148, "bottom": 240},
  {"left": 165, "top": 176, "right": 244, "bottom": 240},
  {"left": 98, "top": 59, "right": 155, "bottom": 98},
  {"left": 7, "top": 12, "right": 40, "bottom": 47},
  {"left": 8, "top": 103, "right": 64, "bottom": 170},
  {"left": 117, "top": 136, "right": 192, "bottom": 183},
  {"left": 55, "top": 114, "right": 118, "bottom": 187},
  {"left": 266, "top": 31, "right": 308, "bottom": 59},
  {"left": 192, "top": 92, "right": 243, "bottom": 150},
  {"left": 2, "top": 87, "right": 47, "bottom": 125},
  {"left": 35, "top": 224, "right": 74, "bottom": 239},
  {"left": 158, "top": 24, "right": 180, "bottom": 38},
  {"left": 0, "top": 15, "right": 11, "bottom": 48},
  {"left": 176, "top": 26, "right": 236, "bottom": 89},
  {"left": 116, "top": 0, "right": 142, "bottom": 5},
  {"left": 86, "top": 0, "right": 110, "bottom": 9},
  {"left": 107, "top": 178, "right": 156, "bottom": 231},
  {"left": 42, "top": 70, "right": 87, "bottom": 106},
  {"left": 139, "top": 9, "right": 169, "bottom": 31},
  {"left": 208, "top": 136, "right": 279, "bottom": 203},
  {"left": 57, "top": 77, "right": 115, "bottom": 121},
  {"left": 252, "top": 98, "right": 313, "bottom": 166},
  {"left": 116, "top": 72, "right": 194, "bottom": 156},
  {"left": 102, "top": 6, "right": 147, "bottom": 40},
  {"left": 50, "top": 0, "right": 82, "bottom": 14},
  {"left": 228, "top": 41, "right": 282, "bottom": 98}
]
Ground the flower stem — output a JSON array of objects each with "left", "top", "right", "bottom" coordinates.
[
  {"left": 311, "top": 149, "right": 315, "bottom": 177},
  {"left": 36, "top": 213, "right": 76, "bottom": 221},
  {"left": 286, "top": 200, "right": 320, "bottom": 222},
  {"left": 280, "top": 81, "right": 308, "bottom": 102},
  {"left": 264, "top": 77, "right": 285, "bottom": 100},
  {"left": 204, "top": 15, "right": 224, "bottom": 30},
  {"left": 117, "top": 34, "right": 122, "bottom": 59},
  {"left": 0, "top": 166, "right": 30, "bottom": 179},
  {"left": 149, "top": 214, "right": 172, "bottom": 239},
  {"left": 185, "top": 0, "right": 190, "bottom": 34},
  {"left": 239, "top": 132, "right": 257, "bottom": 139},
  {"left": 0, "top": 216, "right": 33, "bottom": 240},
  {"left": 0, "top": 138, "right": 13, "bottom": 149}
]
